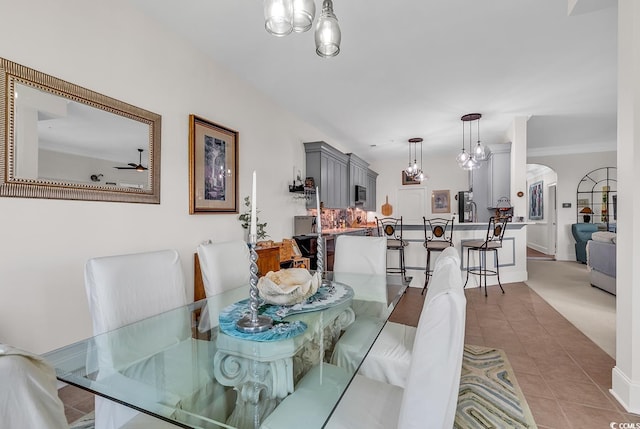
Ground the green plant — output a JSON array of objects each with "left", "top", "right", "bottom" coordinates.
[{"left": 238, "top": 196, "right": 269, "bottom": 240}]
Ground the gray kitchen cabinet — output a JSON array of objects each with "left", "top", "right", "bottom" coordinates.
[
  {"left": 366, "top": 168, "right": 378, "bottom": 211},
  {"left": 488, "top": 143, "right": 511, "bottom": 208},
  {"left": 470, "top": 142, "right": 511, "bottom": 222},
  {"left": 304, "top": 141, "right": 349, "bottom": 209},
  {"left": 347, "top": 153, "right": 369, "bottom": 207}
]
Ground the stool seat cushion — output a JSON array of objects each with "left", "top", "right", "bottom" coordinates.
[
  {"left": 462, "top": 240, "right": 502, "bottom": 249},
  {"left": 424, "top": 241, "right": 451, "bottom": 250},
  {"left": 387, "top": 239, "right": 408, "bottom": 248}
]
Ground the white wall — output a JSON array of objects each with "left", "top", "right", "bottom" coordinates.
[
  {"left": 0, "top": 0, "right": 343, "bottom": 353},
  {"left": 527, "top": 151, "right": 616, "bottom": 261},
  {"left": 369, "top": 154, "right": 469, "bottom": 224},
  {"left": 526, "top": 166, "right": 558, "bottom": 255}
]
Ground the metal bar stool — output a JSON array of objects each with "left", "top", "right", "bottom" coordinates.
[
  {"left": 422, "top": 216, "right": 455, "bottom": 294},
  {"left": 462, "top": 216, "right": 510, "bottom": 296},
  {"left": 376, "top": 216, "right": 408, "bottom": 280}
]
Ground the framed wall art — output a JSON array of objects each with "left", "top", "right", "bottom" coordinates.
[
  {"left": 431, "top": 190, "right": 451, "bottom": 213},
  {"left": 189, "top": 114, "right": 239, "bottom": 214},
  {"left": 529, "top": 180, "right": 543, "bottom": 220},
  {"left": 402, "top": 171, "right": 421, "bottom": 185}
]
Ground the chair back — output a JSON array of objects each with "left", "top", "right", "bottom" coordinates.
[
  {"left": 85, "top": 249, "right": 187, "bottom": 335},
  {"left": 483, "top": 216, "right": 510, "bottom": 246},
  {"left": 376, "top": 216, "right": 404, "bottom": 241},
  {"left": 0, "top": 344, "right": 68, "bottom": 429},
  {"left": 197, "top": 240, "right": 250, "bottom": 297},
  {"left": 333, "top": 235, "right": 387, "bottom": 275},
  {"left": 423, "top": 216, "right": 454, "bottom": 246},
  {"left": 397, "top": 247, "right": 466, "bottom": 429}
]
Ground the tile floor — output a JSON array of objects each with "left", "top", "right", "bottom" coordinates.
[
  {"left": 391, "top": 284, "right": 639, "bottom": 429},
  {"left": 59, "top": 282, "right": 640, "bottom": 428}
]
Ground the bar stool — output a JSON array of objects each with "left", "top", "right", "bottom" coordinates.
[
  {"left": 422, "top": 216, "right": 454, "bottom": 294},
  {"left": 462, "top": 216, "right": 510, "bottom": 296},
  {"left": 376, "top": 216, "right": 408, "bottom": 280}
]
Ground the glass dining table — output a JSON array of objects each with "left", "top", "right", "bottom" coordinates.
[{"left": 43, "top": 272, "right": 408, "bottom": 429}]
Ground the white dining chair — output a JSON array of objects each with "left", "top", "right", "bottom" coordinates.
[
  {"left": 0, "top": 343, "right": 68, "bottom": 429},
  {"left": 357, "top": 246, "right": 462, "bottom": 387},
  {"left": 196, "top": 239, "right": 251, "bottom": 332},
  {"left": 330, "top": 235, "right": 388, "bottom": 371},
  {"left": 326, "top": 252, "right": 467, "bottom": 429},
  {"left": 263, "top": 251, "right": 466, "bottom": 429},
  {"left": 84, "top": 249, "right": 227, "bottom": 429}
]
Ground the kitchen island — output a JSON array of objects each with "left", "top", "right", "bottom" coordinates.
[{"left": 398, "top": 221, "right": 529, "bottom": 288}]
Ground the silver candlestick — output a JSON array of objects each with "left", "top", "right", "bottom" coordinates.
[
  {"left": 236, "top": 234, "right": 273, "bottom": 333},
  {"left": 316, "top": 234, "right": 331, "bottom": 287}
]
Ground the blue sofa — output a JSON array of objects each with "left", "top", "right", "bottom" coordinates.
[{"left": 571, "top": 223, "right": 599, "bottom": 263}]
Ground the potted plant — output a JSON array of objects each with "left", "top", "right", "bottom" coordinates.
[{"left": 238, "top": 196, "right": 269, "bottom": 240}]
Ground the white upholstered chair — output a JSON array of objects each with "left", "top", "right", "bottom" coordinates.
[
  {"left": 332, "top": 235, "right": 387, "bottom": 275},
  {"left": 0, "top": 344, "right": 68, "bottom": 429},
  {"left": 84, "top": 249, "right": 224, "bottom": 429},
  {"left": 196, "top": 240, "right": 251, "bottom": 332},
  {"left": 263, "top": 247, "right": 466, "bottom": 429},
  {"left": 358, "top": 246, "right": 461, "bottom": 387},
  {"left": 330, "top": 236, "right": 388, "bottom": 371}
]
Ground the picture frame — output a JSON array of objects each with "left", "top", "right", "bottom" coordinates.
[
  {"left": 402, "top": 171, "right": 421, "bottom": 185},
  {"left": 529, "top": 180, "right": 543, "bottom": 220},
  {"left": 189, "top": 114, "right": 239, "bottom": 214},
  {"left": 431, "top": 190, "right": 451, "bottom": 213}
]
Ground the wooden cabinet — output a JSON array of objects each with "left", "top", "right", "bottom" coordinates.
[{"left": 304, "top": 141, "right": 349, "bottom": 209}]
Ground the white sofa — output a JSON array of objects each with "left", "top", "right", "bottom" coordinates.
[{"left": 587, "top": 231, "right": 617, "bottom": 295}]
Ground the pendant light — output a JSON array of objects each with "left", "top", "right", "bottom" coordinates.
[
  {"left": 315, "top": 0, "right": 341, "bottom": 58},
  {"left": 264, "top": 0, "right": 293, "bottom": 37},
  {"left": 404, "top": 138, "right": 425, "bottom": 182},
  {"left": 458, "top": 113, "right": 488, "bottom": 171},
  {"left": 292, "top": 0, "right": 316, "bottom": 33}
]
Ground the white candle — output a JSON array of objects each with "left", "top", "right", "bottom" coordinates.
[
  {"left": 250, "top": 171, "right": 257, "bottom": 238},
  {"left": 316, "top": 186, "right": 322, "bottom": 234}
]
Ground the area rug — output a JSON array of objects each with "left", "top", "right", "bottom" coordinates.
[{"left": 456, "top": 345, "right": 538, "bottom": 429}]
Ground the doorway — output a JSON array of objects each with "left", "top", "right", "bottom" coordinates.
[{"left": 526, "top": 164, "right": 557, "bottom": 260}]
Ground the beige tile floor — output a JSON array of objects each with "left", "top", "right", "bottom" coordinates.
[
  {"left": 59, "top": 282, "right": 640, "bottom": 428},
  {"left": 391, "top": 284, "right": 639, "bottom": 429}
]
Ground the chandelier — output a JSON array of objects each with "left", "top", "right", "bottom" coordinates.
[
  {"left": 404, "top": 138, "right": 425, "bottom": 182},
  {"left": 456, "top": 113, "right": 490, "bottom": 170},
  {"left": 263, "top": 0, "right": 341, "bottom": 58}
]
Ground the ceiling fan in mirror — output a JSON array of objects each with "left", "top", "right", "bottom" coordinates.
[{"left": 114, "top": 148, "right": 147, "bottom": 172}]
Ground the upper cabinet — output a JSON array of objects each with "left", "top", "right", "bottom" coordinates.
[
  {"left": 347, "top": 153, "right": 368, "bottom": 207},
  {"left": 304, "top": 142, "right": 377, "bottom": 210},
  {"left": 304, "top": 141, "right": 349, "bottom": 209},
  {"left": 366, "top": 168, "right": 378, "bottom": 211},
  {"left": 487, "top": 143, "right": 512, "bottom": 208}
]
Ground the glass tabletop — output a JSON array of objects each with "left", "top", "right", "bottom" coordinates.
[{"left": 43, "top": 272, "right": 408, "bottom": 429}]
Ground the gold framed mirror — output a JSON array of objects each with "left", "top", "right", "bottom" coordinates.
[{"left": 0, "top": 57, "right": 161, "bottom": 203}]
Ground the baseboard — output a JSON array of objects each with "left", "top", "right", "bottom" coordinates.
[{"left": 611, "top": 366, "right": 640, "bottom": 414}]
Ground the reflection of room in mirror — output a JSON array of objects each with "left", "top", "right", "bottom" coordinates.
[{"left": 13, "top": 82, "right": 151, "bottom": 189}]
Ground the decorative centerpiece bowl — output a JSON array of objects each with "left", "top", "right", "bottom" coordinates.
[{"left": 258, "top": 268, "right": 320, "bottom": 306}]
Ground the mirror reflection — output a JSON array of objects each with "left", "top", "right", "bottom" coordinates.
[{"left": 1, "top": 57, "right": 161, "bottom": 204}]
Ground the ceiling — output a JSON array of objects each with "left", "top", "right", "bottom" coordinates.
[{"left": 130, "top": 0, "right": 618, "bottom": 163}]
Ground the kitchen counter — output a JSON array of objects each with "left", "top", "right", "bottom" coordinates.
[{"left": 321, "top": 226, "right": 373, "bottom": 236}]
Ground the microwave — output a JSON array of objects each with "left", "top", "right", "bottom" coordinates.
[{"left": 355, "top": 185, "right": 367, "bottom": 204}]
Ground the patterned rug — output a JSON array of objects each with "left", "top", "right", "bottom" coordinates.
[{"left": 456, "top": 345, "right": 538, "bottom": 429}]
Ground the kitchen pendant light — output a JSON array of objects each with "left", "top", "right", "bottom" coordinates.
[
  {"left": 404, "top": 138, "right": 425, "bottom": 182},
  {"left": 315, "top": 0, "right": 341, "bottom": 58},
  {"left": 458, "top": 113, "right": 489, "bottom": 171},
  {"left": 264, "top": 0, "right": 293, "bottom": 37}
]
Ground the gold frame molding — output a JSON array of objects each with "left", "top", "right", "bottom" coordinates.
[{"left": 0, "top": 57, "right": 161, "bottom": 204}]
